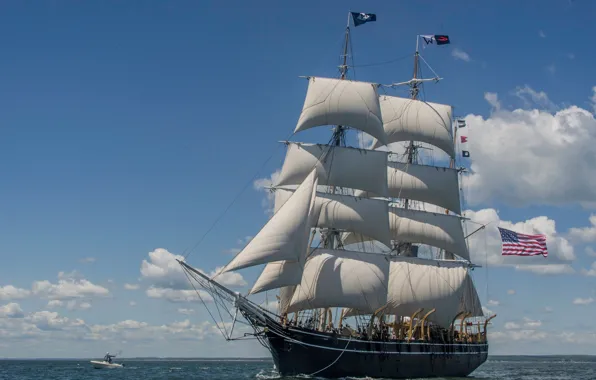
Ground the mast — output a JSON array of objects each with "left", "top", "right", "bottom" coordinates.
[
  {"left": 398, "top": 37, "right": 421, "bottom": 257},
  {"left": 320, "top": 12, "right": 352, "bottom": 328},
  {"left": 332, "top": 13, "right": 351, "bottom": 147},
  {"left": 325, "top": 13, "right": 352, "bottom": 250}
]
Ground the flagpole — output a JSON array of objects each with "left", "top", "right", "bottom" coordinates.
[
  {"left": 415, "top": 35, "right": 420, "bottom": 55},
  {"left": 340, "top": 12, "right": 351, "bottom": 80}
]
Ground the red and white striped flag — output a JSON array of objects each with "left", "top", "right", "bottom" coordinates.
[{"left": 498, "top": 227, "right": 548, "bottom": 257}]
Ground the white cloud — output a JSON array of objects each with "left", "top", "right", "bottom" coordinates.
[
  {"left": 507, "top": 289, "right": 516, "bottom": 295},
  {"left": 47, "top": 300, "right": 63, "bottom": 309},
  {"left": 79, "top": 257, "right": 96, "bottom": 264},
  {"left": 523, "top": 317, "right": 542, "bottom": 328},
  {"left": 567, "top": 53, "right": 575, "bottom": 60},
  {"left": 26, "top": 311, "right": 85, "bottom": 332},
  {"left": 211, "top": 266, "right": 247, "bottom": 288},
  {"left": 46, "top": 299, "right": 91, "bottom": 311},
  {"left": 146, "top": 287, "right": 213, "bottom": 303},
  {"left": 586, "top": 247, "right": 596, "bottom": 257},
  {"left": 140, "top": 248, "right": 247, "bottom": 293},
  {"left": 513, "top": 85, "right": 557, "bottom": 111},
  {"left": 177, "top": 308, "right": 195, "bottom": 315},
  {"left": 465, "top": 208, "right": 575, "bottom": 273},
  {"left": 0, "top": 285, "right": 31, "bottom": 301},
  {"left": 451, "top": 48, "right": 471, "bottom": 62},
  {"left": 514, "top": 264, "right": 575, "bottom": 275},
  {"left": 558, "top": 331, "right": 596, "bottom": 344},
  {"left": 546, "top": 64, "right": 556, "bottom": 75},
  {"left": 463, "top": 93, "right": 596, "bottom": 207},
  {"left": 539, "top": 30, "right": 546, "bottom": 38},
  {"left": 67, "top": 300, "right": 91, "bottom": 311},
  {"left": 491, "top": 329, "right": 547, "bottom": 342},
  {"left": 545, "top": 306, "right": 554, "bottom": 313},
  {"left": 488, "top": 299, "right": 500, "bottom": 306},
  {"left": 580, "top": 262, "right": 596, "bottom": 276},
  {"left": 0, "top": 306, "right": 225, "bottom": 345},
  {"left": 140, "top": 248, "right": 189, "bottom": 290},
  {"left": 591, "top": 86, "right": 596, "bottom": 113},
  {"left": 569, "top": 215, "right": 596, "bottom": 242},
  {"left": 124, "top": 283, "right": 140, "bottom": 290},
  {"left": 483, "top": 92, "right": 501, "bottom": 111},
  {"left": 505, "top": 322, "right": 521, "bottom": 330},
  {"left": 253, "top": 170, "right": 281, "bottom": 214},
  {"left": 32, "top": 271, "right": 109, "bottom": 300},
  {"left": 482, "top": 306, "right": 494, "bottom": 316},
  {"left": 573, "top": 297, "right": 594, "bottom": 305},
  {"left": 129, "top": 301, "right": 136, "bottom": 307},
  {"left": 0, "top": 303, "right": 24, "bottom": 318}
]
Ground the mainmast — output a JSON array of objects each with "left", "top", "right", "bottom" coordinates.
[
  {"left": 398, "top": 38, "right": 422, "bottom": 257},
  {"left": 332, "top": 13, "right": 351, "bottom": 147},
  {"left": 320, "top": 13, "right": 352, "bottom": 330},
  {"left": 324, "top": 13, "right": 351, "bottom": 251}
]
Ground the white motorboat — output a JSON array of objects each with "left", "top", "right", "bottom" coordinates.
[
  {"left": 91, "top": 352, "right": 123, "bottom": 369},
  {"left": 90, "top": 360, "right": 123, "bottom": 369}
]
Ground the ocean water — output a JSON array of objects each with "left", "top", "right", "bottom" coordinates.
[{"left": 0, "top": 356, "right": 595, "bottom": 380}]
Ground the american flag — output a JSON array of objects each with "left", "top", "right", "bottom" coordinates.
[{"left": 498, "top": 227, "right": 548, "bottom": 257}]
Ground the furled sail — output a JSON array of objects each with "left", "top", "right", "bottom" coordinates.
[
  {"left": 356, "top": 162, "right": 461, "bottom": 214},
  {"left": 286, "top": 249, "right": 390, "bottom": 314},
  {"left": 273, "top": 188, "right": 392, "bottom": 248},
  {"left": 220, "top": 170, "right": 318, "bottom": 273},
  {"left": 371, "top": 95, "right": 454, "bottom": 158},
  {"left": 344, "top": 257, "right": 483, "bottom": 328},
  {"left": 343, "top": 207, "right": 470, "bottom": 261},
  {"left": 275, "top": 142, "right": 389, "bottom": 197},
  {"left": 294, "top": 77, "right": 388, "bottom": 145}
]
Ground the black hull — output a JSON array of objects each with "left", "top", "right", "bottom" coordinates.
[{"left": 264, "top": 324, "right": 488, "bottom": 379}]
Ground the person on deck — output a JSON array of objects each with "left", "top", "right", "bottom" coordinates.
[{"left": 104, "top": 352, "right": 115, "bottom": 363}]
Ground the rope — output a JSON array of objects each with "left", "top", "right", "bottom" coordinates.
[
  {"left": 181, "top": 267, "right": 229, "bottom": 340},
  {"left": 307, "top": 335, "right": 353, "bottom": 376},
  {"left": 181, "top": 129, "right": 299, "bottom": 260}
]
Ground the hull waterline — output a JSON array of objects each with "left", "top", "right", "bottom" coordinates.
[
  {"left": 90, "top": 360, "right": 123, "bottom": 369},
  {"left": 264, "top": 323, "right": 488, "bottom": 379}
]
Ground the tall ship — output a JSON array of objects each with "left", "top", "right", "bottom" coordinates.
[{"left": 179, "top": 11, "right": 495, "bottom": 379}]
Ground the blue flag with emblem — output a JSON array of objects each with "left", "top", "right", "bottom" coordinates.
[{"left": 351, "top": 12, "right": 377, "bottom": 27}]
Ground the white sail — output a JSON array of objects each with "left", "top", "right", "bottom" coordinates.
[
  {"left": 286, "top": 249, "right": 390, "bottom": 314},
  {"left": 344, "top": 257, "right": 483, "bottom": 328},
  {"left": 250, "top": 260, "right": 303, "bottom": 294},
  {"left": 221, "top": 170, "right": 318, "bottom": 273},
  {"left": 274, "top": 188, "right": 392, "bottom": 248},
  {"left": 275, "top": 142, "right": 389, "bottom": 197},
  {"left": 343, "top": 207, "right": 469, "bottom": 261},
  {"left": 294, "top": 77, "right": 388, "bottom": 145},
  {"left": 356, "top": 162, "right": 461, "bottom": 215},
  {"left": 279, "top": 285, "right": 297, "bottom": 314},
  {"left": 384, "top": 258, "right": 482, "bottom": 327},
  {"left": 371, "top": 95, "right": 454, "bottom": 158}
]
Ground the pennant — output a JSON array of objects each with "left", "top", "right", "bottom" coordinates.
[
  {"left": 421, "top": 34, "right": 451, "bottom": 45},
  {"left": 351, "top": 12, "right": 377, "bottom": 27},
  {"left": 435, "top": 35, "right": 451, "bottom": 45},
  {"left": 462, "top": 150, "right": 470, "bottom": 158},
  {"left": 457, "top": 119, "right": 466, "bottom": 127},
  {"left": 461, "top": 136, "right": 468, "bottom": 143}
]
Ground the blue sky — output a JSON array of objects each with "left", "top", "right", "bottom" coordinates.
[{"left": 1, "top": 0, "right": 596, "bottom": 358}]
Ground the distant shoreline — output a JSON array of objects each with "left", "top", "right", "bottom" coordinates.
[
  {"left": 0, "top": 357, "right": 274, "bottom": 361},
  {"left": 1, "top": 355, "right": 595, "bottom": 360}
]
